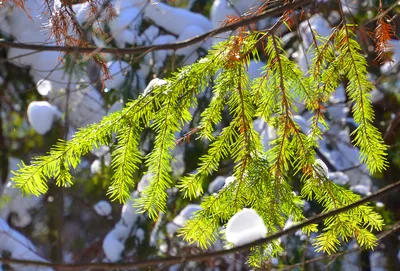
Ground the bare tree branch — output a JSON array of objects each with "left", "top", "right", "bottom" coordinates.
[
  {"left": 276, "top": 221, "right": 400, "bottom": 270},
  {"left": 0, "top": 179, "right": 399, "bottom": 270},
  {"left": 0, "top": 0, "right": 313, "bottom": 55}
]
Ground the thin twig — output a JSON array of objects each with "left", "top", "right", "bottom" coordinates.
[
  {"left": 0, "top": 0, "right": 313, "bottom": 55},
  {"left": 276, "top": 221, "right": 400, "bottom": 270}
]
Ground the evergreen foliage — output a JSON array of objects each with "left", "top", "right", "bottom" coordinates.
[{"left": 12, "top": 25, "right": 388, "bottom": 266}]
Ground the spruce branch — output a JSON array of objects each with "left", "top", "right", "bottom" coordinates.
[
  {"left": 107, "top": 124, "right": 143, "bottom": 203},
  {"left": 336, "top": 26, "right": 388, "bottom": 173},
  {"left": 1, "top": 180, "right": 399, "bottom": 270}
]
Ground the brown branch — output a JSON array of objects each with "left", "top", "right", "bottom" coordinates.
[
  {"left": 1, "top": 179, "right": 399, "bottom": 270},
  {"left": 363, "top": 1, "right": 400, "bottom": 25},
  {"left": 276, "top": 221, "right": 400, "bottom": 270},
  {"left": 0, "top": 0, "right": 313, "bottom": 55}
]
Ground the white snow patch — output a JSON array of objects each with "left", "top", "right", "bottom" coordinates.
[
  {"left": 144, "top": 1, "right": 212, "bottom": 35},
  {"left": 102, "top": 192, "right": 142, "bottom": 262},
  {"left": 173, "top": 204, "right": 202, "bottom": 227},
  {"left": 140, "top": 25, "right": 160, "bottom": 45},
  {"left": 135, "top": 228, "right": 145, "bottom": 243},
  {"left": 329, "top": 172, "right": 350, "bottom": 185},
  {"left": 94, "top": 200, "right": 112, "bottom": 216},
  {"left": 350, "top": 184, "right": 371, "bottom": 196},
  {"left": 226, "top": 208, "right": 267, "bottom": 246},
  {"left": 74, "top": 87, "right": 105, "bottom": 125},
  {"left": 0, "top": 218, "right": 53, "bottom": 271},
  {"left": 143, "top": 78, "right": 167, "bottom": 96},
  {"left": 314, "top": 159, "right": 329, "bottom": 179},
  {"left": 27, "top": 101, "right": 61, "bottom": 135},
  {"left": 105, "top": 61, "right": 131, "bottom": 90},
  {"left": 90, "top": 146, "right": 109, "bottom": 159},
  {"left": 103, "top": 232, "right": 125, "bottom": 262},
  {"left": 224, "top": 176, "right": 236, "bottom": 188},
  {"left": 137, "top": 173, "right": 153, "bottom": 192},
  {"left": 297, "top": 14, "right": 332, "bottom": 72},
  {"left": 36, "top": 80, "right": 52, "bottom": 96},
  {"left": 146, "top": 35, "right": 177, "bottom": 72},
  {"left": 253, "top": 118, "right": 276, "bottom": 151},
  {"left": 0, "top": 158, "right": 42, "bottom": 228},
  {"left": 90, "top": 159, "right": 102, "bottom": 174},
  {"left": 208, "top": 176, "right": 226, "bottom": 193},
  {"left": 210, "top": 0, "right": 260, "bottom": 28},
  {"left": 108, "top": 4, "right": 142, "bottom": 48}
]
